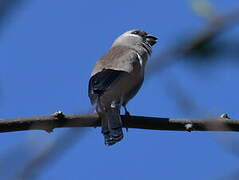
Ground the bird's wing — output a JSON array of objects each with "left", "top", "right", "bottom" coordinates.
[
  {"left": 88, "top": 69, "right": 126, "bottom": 104},
  {"left": 88, "top": 46, "right": 142, "bottom": 105},
  {"left": 91, "top": 46, "right": 139, "bottom": 76}
]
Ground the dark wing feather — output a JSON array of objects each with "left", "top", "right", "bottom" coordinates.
[{"left": 88, "top": 69, "right": 124, "bottom": 104}]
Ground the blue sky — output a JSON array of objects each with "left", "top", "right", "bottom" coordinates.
[{"left": 0, "top": 0, "right": 239, "bottom": 179}]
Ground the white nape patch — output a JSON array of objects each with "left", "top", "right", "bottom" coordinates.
[
  {"left": 136, "top": 53, "right": 143, "bottom": 67},
  {"left": 124, "top": 33, "right": 140, "bottom": 38}
]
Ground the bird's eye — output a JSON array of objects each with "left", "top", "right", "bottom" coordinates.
[{"left": 131, "top": 31, "right": 140, "bottom": 35}]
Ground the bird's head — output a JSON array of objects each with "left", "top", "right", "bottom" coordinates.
[{"left": 112, "top": 30, "right": 158, "bottom": 50}]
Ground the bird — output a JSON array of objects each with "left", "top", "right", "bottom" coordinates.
[{"left": 88, "top": 30, "right": 157, "bottom": 146}]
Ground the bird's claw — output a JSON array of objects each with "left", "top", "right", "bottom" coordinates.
[
  {"left": 124, "top": 111, "right": 131, "bottom": 132},
  {"left": 123, "top": 106, "right": 131, "bottom": 116},
  {"left": 125, "top": 108, "right": 131, "bottom": 116},
  {"left": 123, "top": 106, "right": 131, "bottom": 132}
]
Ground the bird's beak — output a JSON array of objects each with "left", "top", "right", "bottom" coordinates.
[{"left": 146, "top": 34, "right": 158, "bottom": 46}]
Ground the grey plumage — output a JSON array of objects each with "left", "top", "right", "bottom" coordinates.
[{"left": 88, "top": 30, "right": 157, "bottom": 145}]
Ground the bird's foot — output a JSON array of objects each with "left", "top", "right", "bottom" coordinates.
[
  {"left": 103, "top": 128, "right": 123, "bottom": 146},
  {"left": 125, "top": 111, "right": 130, "bottom": 116},
  {"left": 123, "top": 106, "right": 131, "bottom": 132},
  {"left": 123, "top": 106, "right": 131, "bottom": 116}
]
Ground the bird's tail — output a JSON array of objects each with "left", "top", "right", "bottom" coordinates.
[{"left": 96, "top": 98, "right": 123, "bottom": 146}]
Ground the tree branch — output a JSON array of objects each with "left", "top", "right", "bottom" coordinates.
[
  {"left": 0, "top": 112, "right": 239, "bottom": 133},
  {"left": 146, "top": 8, "right": 239, "bottom": 77}
]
